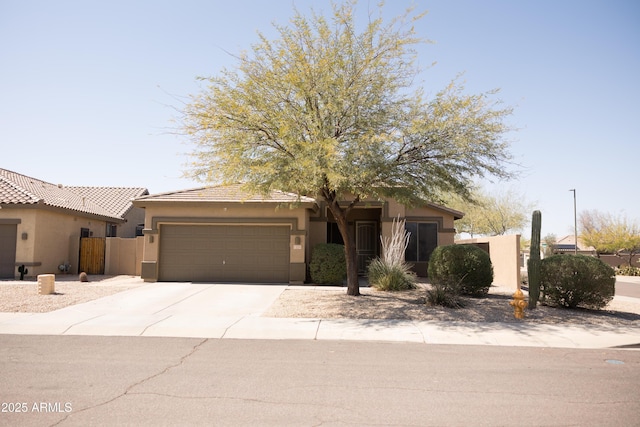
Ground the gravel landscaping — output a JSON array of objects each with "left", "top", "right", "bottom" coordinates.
[
  {"left": 1, "top": 275, "right": 639, "bottom": 327},
  {"left": 0, "top": 275, "right": 145, "bottom": 313},
  {"left": 263, "top": 283, "right": 640, "bottom": 326}
]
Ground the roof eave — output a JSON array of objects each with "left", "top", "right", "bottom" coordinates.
[
  {"left": 133, "top": 198, "right": 318, "bottom": 210},
  {"left": 0, "top": 202, "right": 125, "bottom": 223}
]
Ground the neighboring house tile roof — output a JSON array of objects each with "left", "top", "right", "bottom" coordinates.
[
  {"left": 67, "top": 186, "right": 149, "bottom": 218},
  {"left": 0, "top": 168, "right": 147, "bottom": 221},
  {"left": 134, "top": 183, "right": 317, "bottom": 204}
]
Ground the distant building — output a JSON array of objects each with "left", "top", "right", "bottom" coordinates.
[{"left": 553, "top": 235, "right": 596, "bottom": 255}]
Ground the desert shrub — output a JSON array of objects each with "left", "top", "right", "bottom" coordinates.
[
  {"left": 309, "top": 243, "right": 347, "bottom": 285},
  {"left": 367, "top": 216, "right": 416, "bottom": 291},
  {"left": 427, "top": 244, "right": 493, "bottom": 297},
  {"left": 540, "top": 254, "right": 615, "bottom": 309},
  {"left": 425, "top": 280, "right": 465, "bottom": 308},
  {"left": 368, "top": 258, "right": 416, "bottom": 291},
  {"left": 615, "top": 265, "right": 640, "bottom": 276}
]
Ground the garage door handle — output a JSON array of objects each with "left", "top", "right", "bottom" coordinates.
[{"left": 223, "top": 260, "right": 226, "bottom": 265}]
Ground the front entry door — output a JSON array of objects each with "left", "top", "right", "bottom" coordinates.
[{"left": 356, "top": 221, "right": 377, "bottom": 274}]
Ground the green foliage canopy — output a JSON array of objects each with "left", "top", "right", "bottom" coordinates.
[
  {"left": 580, "top": 210, "right": 640, "bottom": 266},
  {"left": 446, "top": 187, "right": 531, "bottom": 237},
  {"left": 182, "top": 1, "right": 515, "bottom": 294}
]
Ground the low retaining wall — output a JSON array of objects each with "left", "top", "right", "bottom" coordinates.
[
  {"left": 456, "top": 234, "right": 521, "bottom": 289},
  {"left": 104, "top": 236, "right": 144, "bottom": 276}
]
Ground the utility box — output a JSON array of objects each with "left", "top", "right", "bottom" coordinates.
[{"left": 38, "top": 274, "right": 55, "bottom": 295}]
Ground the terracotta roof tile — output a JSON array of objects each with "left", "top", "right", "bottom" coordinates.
[
  {"left": 0, "top": 168, "right": 147, "bottom": 221},
  {"left": 67, "top": 187, "right": 149, "bottom": 218},
  {"left": 134, "top": 183, "right": 316, "bottom": 204}
]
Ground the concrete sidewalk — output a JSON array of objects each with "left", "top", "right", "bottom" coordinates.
[{"left": 1, "top": 281, "right": 639, "bottom": 349}]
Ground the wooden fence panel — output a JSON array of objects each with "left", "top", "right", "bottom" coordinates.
[{"left": 80, "top": 237, "right": 105, "bottom": 274}]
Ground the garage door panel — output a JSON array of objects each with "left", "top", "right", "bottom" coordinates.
[
  {"left": 159, "top": 225, "right": 290, "bottom": 283},
  {"left": 0, "top": 224, "right": 17, "bottom": 278}
]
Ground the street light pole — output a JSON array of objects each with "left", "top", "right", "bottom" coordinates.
[{"left": 569, "top": 189, "right": 577, "bottom": 254}]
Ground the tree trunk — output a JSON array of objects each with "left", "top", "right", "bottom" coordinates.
[
  {"left": 323, "top": 188, "right": 360, "bottom": 296},
  {"left": 331, "top": 206, "right": 360, "bottom": 296},
  {"left": 341, "top": 222, "right": 360, "bottom": 296}
]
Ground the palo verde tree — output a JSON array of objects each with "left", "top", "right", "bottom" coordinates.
[
  {"left": 182, "top": 1, "right": 515, "bottom": 296},
  {"left": 446, "top": 187, "right": 531, "bottom": 237},
  {"left": 580, "top": 210, "right": 640, "bottom": 266}
]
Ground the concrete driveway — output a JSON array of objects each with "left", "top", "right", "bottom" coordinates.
[
  {"left": 1, "top": 278, "right": 640, "bottom": 348},
  {"left": 0, "top": 282, "right": 292, "bottom": 338}
]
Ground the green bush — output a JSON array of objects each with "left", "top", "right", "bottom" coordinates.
[
  {"left": 427, "top": 244, "right": 494, "bottom": 297},
  {"left": 540, "top": 255, "right": 615, "bottom": 309},
  {"left": 367, "top": 258, "right": 416, "bottom": 291},
  {"left": 309, "top": 243, "right": 347, "bottom": 285}
]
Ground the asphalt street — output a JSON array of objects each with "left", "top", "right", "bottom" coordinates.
[
  {"left": 1, "top": 335, "right": 639, "bottom": 426},
  {"left": 615, "top": 278, "right": 640, "bottom": 298}
]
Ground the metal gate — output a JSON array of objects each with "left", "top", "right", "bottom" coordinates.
[{"left": 79, "top": 237, "right": 105, "bottom": 274}]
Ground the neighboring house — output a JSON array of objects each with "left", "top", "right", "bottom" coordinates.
[
  {"left": 0, "top": 168, "right": 148, "bottom": 278},
  {"left": 553, "top": 234, "right": 640, "bottom": 268},
  {"left": 133, "top": 184, "right": 463, "bottom": 284},
  {"left": 553, "top": 235, "right": 596, "bottom": 255}
]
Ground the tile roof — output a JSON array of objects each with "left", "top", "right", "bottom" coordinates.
[
  {"left": 134, "top": 183, "right": 317, "bottom": 204},
  {"left": 133, "top": 184, "right": 462, "bottom": 219},
  {"left": 0, "top": 168, "right": 147, "bottom": 221},
  {"left": 67, "top": 187, "right": 149, "bottom": 218}
]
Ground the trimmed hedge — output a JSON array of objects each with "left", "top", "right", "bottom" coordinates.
[
  {"left": 309, "top": 243, "right": 347, "bottom": 285},
  {"left": 540, "top": 254, "right": 615, "bottom": 309},
  {"left": 427, "top": 244, "right": 494, "bottom": 297}
]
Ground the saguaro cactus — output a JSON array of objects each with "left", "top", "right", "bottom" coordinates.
[
  {"left": 527, "top": 210, "right": 542, "bottom": 309},
  {"left": 17, "top": 264, "right": 28, "bottom": 280}
]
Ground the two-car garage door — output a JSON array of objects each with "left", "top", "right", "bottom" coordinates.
[{"left": 158, "top": 224, "right": 290, "bottom": 283}]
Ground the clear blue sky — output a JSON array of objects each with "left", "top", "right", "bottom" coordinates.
[{"left": 1, "top": 0, "right": 638, "bottom": 238}]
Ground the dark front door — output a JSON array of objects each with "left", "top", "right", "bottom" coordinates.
[
  {"left": 0, "top": 224, "right": 17, "bottom": 278},
  {"left": 356, "top": 221, "right": 378, "bottom": 274}
]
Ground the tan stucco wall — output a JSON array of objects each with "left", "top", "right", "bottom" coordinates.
[
  {"left": 0, "top": 207, "right": 107, "bottom": 278},
  {"left": 385, "top": 199, "right": 406, "bottom": 218},
  {"left": 118, "top": 207, "right": 145, "bottom": 238},
  {"left": 308, "top": 221, "right": 328, "bottom": 262},
  {"left": 6, "top": 210, "right": 36, "bottom": 269},
  {"left": 456, "top": 234, "right": 521, "bottom": 289},
  {"left": 105, "top": 237, "right": 143, "bottom": 276},
  {"left": 405, "top": 205, "right": 457, "bottom": 231}
]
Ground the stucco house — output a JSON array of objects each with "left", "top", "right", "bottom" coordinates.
[
  {"left": 0, "top": 168, "right": 148, "bottom": 279},
  {"left": 553, "top": 235, "right": 596, "bottom": 255},
  {"left": 133, "top": 184, "right": 464, "bottom": 284}
]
